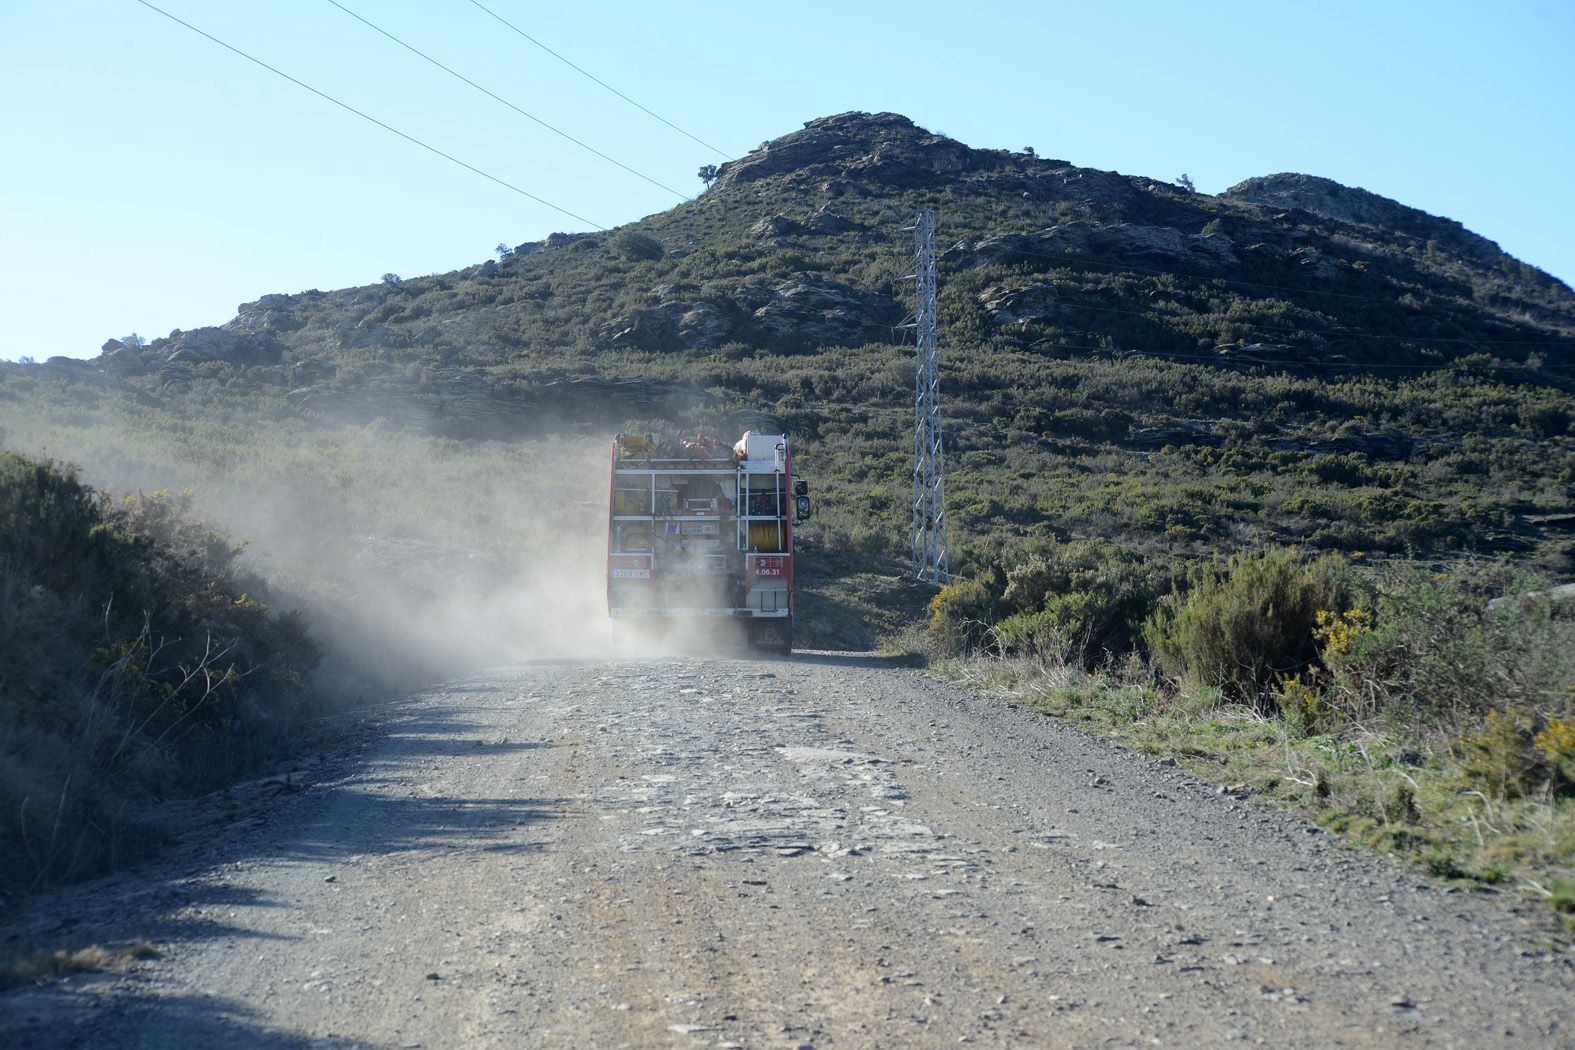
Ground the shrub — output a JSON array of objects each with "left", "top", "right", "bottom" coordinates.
[
  {"left": 992, "top": 607, "right": 1078, "bottom": 665},
  {"left": 1522, "top": 403, "right": 1569, "bottom": 438},
  {"left": 0, "top": 452, "right": 322, "bottom": 888},
  {"left": 927, "top": 577, "right": 996, "bottom": 654},
  {"left": 1001, "top": 554, "right": 1057, "bottom": 613},
  {"left": 1324, "top": 563, "right": 1575, "bottom": 731},
  {"left": 1271, "top": 672, "right": 1334, "bottom": 732},
  {"left": 1454, "top": 708, "right": 1546, "bottom": 799},
  {"left": 1535, "top": 715, "right": 1575, "bottom": 782},
  {"left": 1143, "top": 547, "right": 1351, "bottom": 709},
  {"left": 997, "top": 539, "right": 1172, "bottom": 659},
  {"left": 612, "top": 230, "right": 665, "bottom": 262},
  {"left": 993, "top": 589, "right": 1124, "bottom": 668}
]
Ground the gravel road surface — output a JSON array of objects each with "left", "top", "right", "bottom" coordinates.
[{"left": 3, "top": 653, "right": 1569, "bottom": 1048}]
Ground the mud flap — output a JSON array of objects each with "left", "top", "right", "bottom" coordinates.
[{"left": 746, "top": 617, "right": 792, "bottom": 654}]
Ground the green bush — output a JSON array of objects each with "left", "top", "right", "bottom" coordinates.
[
  {"left": 991, "top": 608, "right": 1067, "bottom": 663},
  {"left": 927, "top": 577, "right": 996, "bottom": 654},
  {"left": 999, "top": 540, "right": 1174, "bottom": 661},
  {"left": 1454, "top": 708, "right": 1548, "bottom": 800},
  {"left": 611, "top": 230, "right": 665, "bottom": 262},
  {"left": 1143, "top": 547, "right": 1352, "bottom": 709},
  {"left": 993, "top": 590, "right": 1122, "bottom": 666},
  {"left": 1324, "top": 563, "right": 1575, "bottom": 732}
]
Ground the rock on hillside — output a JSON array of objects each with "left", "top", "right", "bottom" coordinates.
[
  {"left": 1224, "top": 173, "right": 1565, "bottom": 290},
  {"left": 947, "top": 221, "right": 1241, "bottom": 272},
  {"left": 97, "top": 327, "right": 281, "bottom": 380},
  {"left": 598, "top": 277, "right": 901, "bottom": 353},
  {"left": 712, "top": 111, "right": 980, "bottom": 191},
  {"left": 1225, "top": 173, "right": 1484, "bottom": 245}
]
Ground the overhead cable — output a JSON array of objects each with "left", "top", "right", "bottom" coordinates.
[
  {"left": 1071, "top": 343, "right": 1575, "bottom": 373},
  {"left": 131, "top": 0, "right": 605, "bottom": 229},
  {"left": 465, "top": 0, "right": 732, "bottom": 161},
  {"left": 325, "top": 0, "right": 687, "bottom": 200}
]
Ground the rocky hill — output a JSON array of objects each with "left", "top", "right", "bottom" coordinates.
[
  {"left": 37, "top": 113, "right": 1572, "bottom": 401},
  {"left": 5, "top": 111, "right": 1574, "bottom": 571}
]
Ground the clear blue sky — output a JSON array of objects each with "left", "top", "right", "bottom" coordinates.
[{"left": 3, "top": 0, "right": 1571, "bottom": 362}]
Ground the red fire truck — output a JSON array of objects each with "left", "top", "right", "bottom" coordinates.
[{"left": 607, "top": 431, "right": 809, "bottom": 652}]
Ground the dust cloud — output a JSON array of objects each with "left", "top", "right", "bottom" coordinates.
[
  {"left": 220, "top": 432, "right": 622, "bottom": 684},
  {"left": 5, "top": 413, "right": 750, "bottom": 690}
]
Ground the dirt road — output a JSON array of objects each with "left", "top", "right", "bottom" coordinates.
[{"left": 3, "top": 654, "right": 1569, "bottom": 1048}]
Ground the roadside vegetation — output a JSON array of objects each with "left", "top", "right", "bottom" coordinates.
[
  {"left": 896, "top": 545, "right": 1575, "bottom": 926},
  {"left": 0, "top": 451, "right": 329, "bottom": 892},
  {"left": 0, "top": 941, "right": 159, "bottom": 990}
]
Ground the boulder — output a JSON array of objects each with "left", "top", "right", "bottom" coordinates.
[
  {"left": 677, "top": 303, "right": 732, "bottom": 350},
  {"left": 1127, "top": 418, "right": 1222, "bottom": 449},
  {"left": 711, "top": 112, "right": 976, "bottom": 191},
  {"left": 123, "top": 326, "right": 286, "bottom": 372},
  {"left": 1224, "top": 173, "right": 1511, "bottom": 271},
  {"left": 231, "top": 293, "right": 303, "bottom": 333},
  {"left": 748, "top": 279, "right": 899, "bottom": 346},
  {"left": 977, "top": 283, "right": 1062, "bottom": 327},
  {"left": 749, "top": 214, "right": 804, "bottom": 245},
  {"left": 597, "top": 304, "right": 681, "bottom": 351},
  {"left": 544, "top": 231, "right": 594, "bottom": 250},
  {"left": 598, "top": 277, "right": 896, "bottom": 353},
  {"left": 41, "top": 356, "right": 102, "bottom": 377},
  {"left": 1288, "top": 246, "right": 1347, "bottom": 279},
  {"left": 803, "top": 205, "right": 854, "bottom": 234},
  {"left": 98, "top": 340, "right": 150, "bottom": 377},
  {"left": 330, "top": 321, "right": 394, "bottom": 351},
  {"left": 951, "top": 221, "right": 1239, "bottom": 271}
]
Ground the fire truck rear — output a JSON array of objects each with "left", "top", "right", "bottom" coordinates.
[{"left": 607, "top": 431, "right": 809, "bottom": 652}]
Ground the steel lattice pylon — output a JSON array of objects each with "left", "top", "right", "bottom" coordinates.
[{"left": 908, "top": 209, "right": 949, "bottom": 583}]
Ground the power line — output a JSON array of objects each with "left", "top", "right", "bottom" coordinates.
[
  {"left": 465, "top": 0, "right": 732, "bottom": 161},
  {"left": 325, "top": 0, "right": 687, "bottom": 200},
  {"left": 1110, "top": 346, "right": 1575, "bottom": 373},
  {"left": 131, "top": 0, "right": 606, "bottom": 230}
]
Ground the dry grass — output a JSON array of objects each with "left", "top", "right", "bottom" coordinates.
[{"left": 0, "top": 940, "right": 160, "bottom": 989}]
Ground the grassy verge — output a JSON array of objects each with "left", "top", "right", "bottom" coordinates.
[{"left": 908, "top": 648, "right": 1575, "bottom": 931}]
